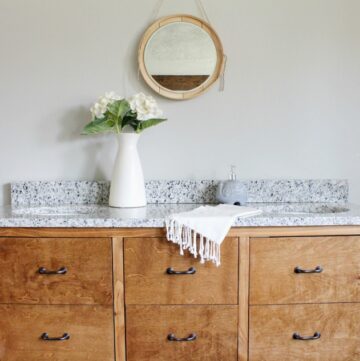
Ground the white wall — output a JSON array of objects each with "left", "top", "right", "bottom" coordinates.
[{"left": 0, "top": 0, "right": 360, "bottom": 206}]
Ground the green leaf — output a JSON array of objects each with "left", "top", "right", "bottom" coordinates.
[
  {"left": 136, "top": 118, "right": 167, "bottom": 133},
  {"left": 108, "top": 99, "right": 131, "bottom": 119},
  {"left": 81, "top": 117, "right": 115, "bottom": 135},
  {"left": 122, "top": 112, "right": 138, "bottom": 129}
]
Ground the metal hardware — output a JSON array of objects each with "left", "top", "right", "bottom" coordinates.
[
  {"left": 293, "top": 332, "right": 321, "bottom": 341},
  {"left": 166, "top": 267, "right": 196, "bottom": 275},
  {"left": 38, "top": 267, "right": 68, "bottom": 275},
  {"left": 167, "top": 333, "right": 197, "bottom": 342},
  {"left": 294, "top": 266, "right": 323, "bottom": 274},
  {"left": 40, "top": 333, "right": 70, "bottom": 341}
]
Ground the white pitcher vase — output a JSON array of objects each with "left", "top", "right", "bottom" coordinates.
[{"left": 109, "top": 133, "right": 146, "bottom": 208}]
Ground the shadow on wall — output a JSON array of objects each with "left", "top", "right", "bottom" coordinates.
[
  {"left": 57, "top": 106, "right": 111, "bottom": 181},
  {"left": 80, "top": 141, "right": 109, "bottom": 180},
  {"left": 2, "top": 184, "right": 11, "bottom": 205}
]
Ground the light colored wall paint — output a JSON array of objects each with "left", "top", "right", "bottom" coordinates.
[{"left": 0, "top": 0, "right": 360, "bottom": 206}]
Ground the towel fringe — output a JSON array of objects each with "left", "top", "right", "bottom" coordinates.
[{"left": 165, "top": 219, "right": 221, "bottom": 266}]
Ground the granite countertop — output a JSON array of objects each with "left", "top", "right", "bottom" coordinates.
[
  {"left": 0, "top": 179, "right": 358, "bottom": 228},
  {"left": 0, "top": 202, "right": 360, "bottom": 228}
]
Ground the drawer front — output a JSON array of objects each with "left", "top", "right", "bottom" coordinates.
[
  {"left": 0, "top": 304, "right": 114, "bottom": 361},
  {"left": 0, "top": 238, "right": 113, "bottom": 305},
  {"left": 250, "top": 236, "right": 360, "bottom": 305},
  {"left": 250, "top": 303, "right": 360, "bottom": 361},
  {"left": 124, "top": 237, "right": 238, "bottom": 305},
  {"left": 126, "top": 305, "right": 238, "bottom": 361}
]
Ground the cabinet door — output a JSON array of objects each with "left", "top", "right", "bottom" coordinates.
[
  {"left": 250, "top": 236, "right": 360, "bottom": 305},
  {"left": 250, "top": 303, "right": 360, "bottom": 361},
  {"left": 0, "top": 237, "right": 113, "bottom": 305},
  {"left": 126, "top": 305, "right": 238, "bottom": 361},
  {"left": 0, "top": 304, "right": 114, "bottom": 361},
  {"left": 124, "top": 237, "right": 238, "bottom": 305}
]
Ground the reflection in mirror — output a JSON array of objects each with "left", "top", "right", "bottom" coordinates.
[{"left": 144, "top": 22, "right": 217, "bottom": 92}]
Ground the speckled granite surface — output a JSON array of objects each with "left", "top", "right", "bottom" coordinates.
[
  {"left": 0, "top": 202, "right": 360, "bottom": 228},
  {"left": 11, "top": 179, "right": 349, "bottom": 207},
  {"left": 3, "top": 179, "right": 355, "bottom": 228}
]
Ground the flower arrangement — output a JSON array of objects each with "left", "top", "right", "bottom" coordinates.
[{"left": 82, "top": 92, "right": 166, "bottom": 135}]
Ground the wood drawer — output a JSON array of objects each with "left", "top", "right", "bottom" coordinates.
[
  {"left": 126, "top": 305, "right": 238, "bottom": 361},
  {"left": 0, "top": 304, "right": 114, "bottom": 361},
  {"left": 249, "top": 303, "right": 360, "bottom": 361},
  {"left": 124, "top": 237, "right": 238, "bottom": 305},
  {"left": 0, "top": 238, "right": 113, "bottom": 305},
  {"left": 250, "top": 236, "right": 360, "bottom": 305}
]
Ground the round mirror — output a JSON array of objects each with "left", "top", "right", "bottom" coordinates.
[{"left": 138, "top": 15, "right": 225, "bottom": 100}]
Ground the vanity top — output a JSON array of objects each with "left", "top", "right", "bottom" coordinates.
[
  {"left": 1, "top": 179, "right": 357, "bottom": 228},
  {"left": 0, "top": 202, "right": 360, "bottom": 228}
]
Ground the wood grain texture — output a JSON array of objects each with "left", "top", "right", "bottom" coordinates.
[
  {"left": 0, "top": 228, "right": 168, "bottom": 238},
  {"left": 2, "top": 226, "right": 360, "bottom": 238},
  {"left": 152, "top": 75, "right": 209, "bottom": 91},
  {"left": 239, "top": 237, "right": 249, "bottom": 361},
  {"left": 0, "top": 304, "right": 114, "bottom": 361},
  {"left": 250, "top": 236, "right": 360, "bottom": 305},
  {"left": 249, "top": 303, "right": 360, "bottom": 361},
  {"left": 124, "top": 237, "right": 238, "bottom": 305},
  {"left": 126, "top": 305, "right": 238, "bottom": 361},
  {"left": 0, "top": 237, "right": 113, "bottom": 305},
  {"left": 112, "top": 238, "right": 126, "bottom": 361}
]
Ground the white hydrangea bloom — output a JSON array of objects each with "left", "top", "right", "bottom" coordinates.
[
  {"left": 105, "top": 92, "right": 123, "bottom": 101},
  {"left": 90, "top": 102, "right": 107, "bottom": 119},
  {"left": 90, "top": 91, "right": 123, "bottom": 119},
  {"left": 129, "top": 93, "right": 163, "bottom": 121}
]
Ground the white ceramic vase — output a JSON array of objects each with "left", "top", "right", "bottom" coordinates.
[{"left": 109, "top": 133, "right": 146, "bottom": 208}]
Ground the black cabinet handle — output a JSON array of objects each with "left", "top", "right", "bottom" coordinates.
[
  {"left": 294, "top": 266, "right": 323, "bottom": 274},
  {"left": 166, "top": 267, "right": 196, "bottom": 275},
  {"left": 167, "top": 333, "right": 197, "bottom": 342},
  {"left": 293, "top": 332, "right": 321, "bottom": 341},
  {"left": 38, "top": 267, "right": 67, "bottom": 275},
  {"left": 41, "top": 333, "right": 70, "bottom": 341}
]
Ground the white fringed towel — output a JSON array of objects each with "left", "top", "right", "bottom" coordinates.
[{"left": 165, "top": 204, "right": 262, "bottom": 266}]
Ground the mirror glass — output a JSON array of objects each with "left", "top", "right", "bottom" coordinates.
[{"left": 144, "top": 22, "right": 218, "bottom": 92}]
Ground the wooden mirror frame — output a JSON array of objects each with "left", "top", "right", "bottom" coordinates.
[{"left": 138, "top": 15, "right": 225, "bottom": 100}]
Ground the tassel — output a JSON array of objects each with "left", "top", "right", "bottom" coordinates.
[
  {"left": 192, "top": 230, "right": 197, "bottom": 258},
  {"left": 166, "top": 218, "right": 222, "bottom": 266}
]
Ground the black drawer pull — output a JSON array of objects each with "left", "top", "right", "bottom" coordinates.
[
  {"left": 38, "top": 267, "right": 67, "bottom": 275},
  {"left": 293, "top": 332, "right": 321, "bottom": 341},
  {"left": 294, "top": 266, "right": 323, "bottom": 274},
  {"left": 166, "top": 267, "right": 196, "bottom": 275},
  {"left": 41, "top": 333, "right": 70, "bottom": 341},
  {"left": 167, "top": 333, "right": 197, "bottom": 342}
]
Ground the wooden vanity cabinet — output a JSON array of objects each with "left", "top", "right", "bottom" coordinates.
[
  {"left": 0, "top": 304, "right": 114, "bottom": 361},
  {"left": 249, "top": 235, "right": 360, "bottom": 361},
  {"left": 124, "top": 237, "right": 238, "bottom": 305},
  {"left": 250, "top": 236, "right": 360, "bottom": 305},
  {"left": 0, "top": 237, "right": 113, "bottom": 305},
  {"left": 124, "top": 237, "right": 240, "bottom": 361},
  {"left": 1, "top": 227, "right": 360, "bottom": 361},
  {"left": 249, "top": 303, "right": 360, "bottom": 361},
  {"left": 126, "top": 305, "right": 238, "bottom": 361},
  {"left": 0, "top": 236, "right": 115, "bottom": 361}
]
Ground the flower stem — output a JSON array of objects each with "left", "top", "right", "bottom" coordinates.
[{"left": 115, "top": 119, "right": 121, "bottom": 134}]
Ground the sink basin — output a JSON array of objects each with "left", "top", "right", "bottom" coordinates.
[
  {"left": 270, "top": 205, "right": 350, "bottom": 215},
  {"left": 12, "top": 204, "right": 350, "bottom": 218},
  {"left": 12, "top": 205, "right": 107, "bottom": 216},
  {"left": 11, "top": 204, "right": 148, "bottom": 219}
]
